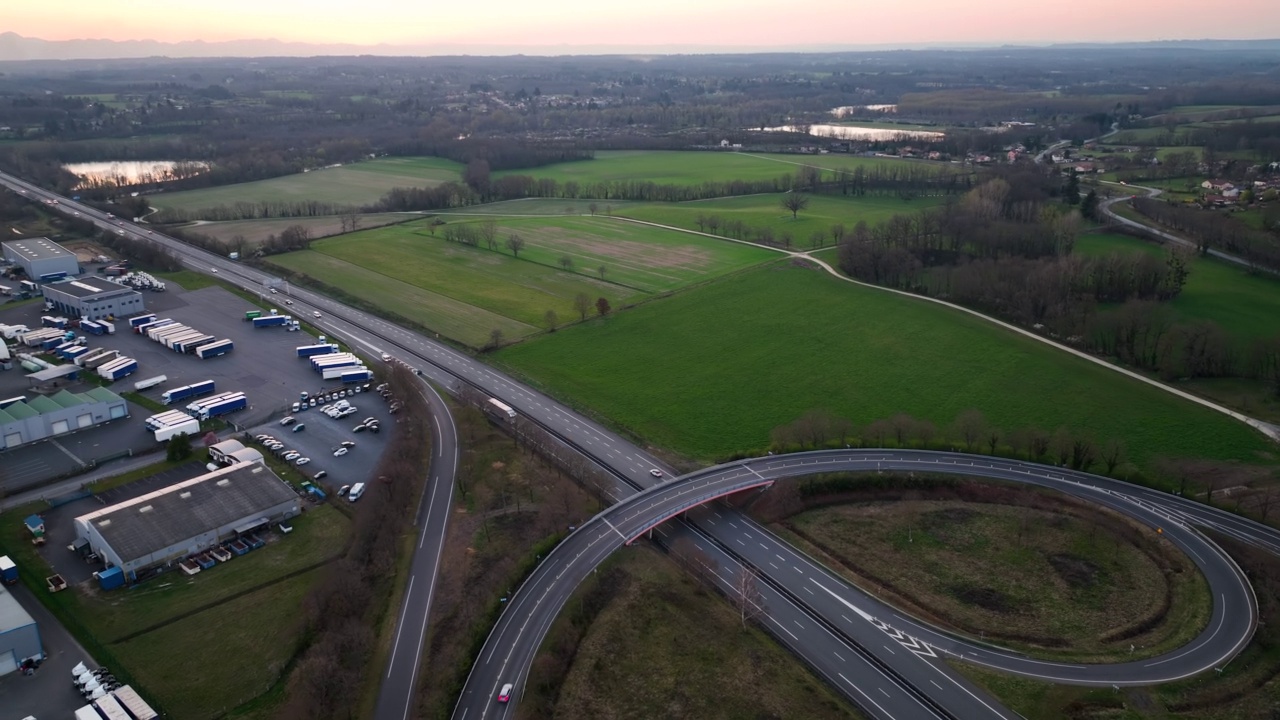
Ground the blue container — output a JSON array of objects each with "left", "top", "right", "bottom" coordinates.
[{"left": 97, "top": 566, "right": 125, "bottom": 591}]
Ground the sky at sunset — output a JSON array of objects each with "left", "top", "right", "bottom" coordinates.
[{"left": 8, "top": 0, "right": 1280, "bottom": 51}]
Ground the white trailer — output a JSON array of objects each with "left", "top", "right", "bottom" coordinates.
[
  {"left": 111, "top": 685, "right": 159, "bottom": 720},
  {"left": 154, "top": 417, "right": 200, "bottom": 442},
  {"left": 133, "top": 375, "right": 168, "bottom": 391},
  {"left": 93, "top": 693, "right": 133, "bottom": 720}
]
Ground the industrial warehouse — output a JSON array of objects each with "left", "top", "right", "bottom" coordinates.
[
  {"left": 1, "top": 237, "right": 80, "bottom": 282},
  {"left": 72, "top": 463, "right": 301, "bottom": 581},
  {"left": 0, "top": 388, "right": 129, "bottom": 450},
  {"left": 41, "top": 276, "right": 145, "bottom": 321},
  {"left": 0, "top": 581, "right": 42, "bottom": 677}
]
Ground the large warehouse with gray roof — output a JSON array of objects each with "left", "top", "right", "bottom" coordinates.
[
  {"left": 2, "top": 237, "right": 79, "bottom": 281},
  {"left": 73, "top": 463, "right": 300, "bottom": 581}
]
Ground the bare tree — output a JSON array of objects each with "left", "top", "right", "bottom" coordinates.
[
  {"left": 889, "top": 413, "right": 915, "bottom": 446},
  {"left": 543, "top": 309, "right": 558, "bottom": 331},
  {"left": 809, "top": 230, "right": 825, "bottom": 249},
  {"left": 588, "top": 202, "right": 598, "bottom": 216},
  {"left": 781, "top": 192, "right": 810, "bottom": 219},
  {"left": 487, "top": 328, "right": 504, "bottom": 350},
  {"left": 558, "top": 254, "right": 574, "bottom": 271},
  {"left": 985, "top": 427, "right": 1002, "bottom": 455},
  {"left": 573, "top": 293, "right": 592, "bottom": 321},
  {"left": 1070, "top": 437, "right": 1097, "bottom": 471},
  {"left": 1101, "top": 438, "right": 1127, "bottom": 475},
  {"left": 952, "top": 409, "right": 988, "bottom": 452},
  {"left": 480, "top": 220, "right": 498, "bottom": 250},
  {"left": 1051, "top": 427, "right": 1073, "bottom": 467},
  {"left": 595, "top": 297, "right": 611, "bottom": 317},
  {"left": 733, "top": 566, "right": 765, "bottom": 629},
  {"left": 597, "top": 264, "right": 607, "bottom": 281},
  {"left": 504, "top": 233, "right": 526, "bottom": 258}
]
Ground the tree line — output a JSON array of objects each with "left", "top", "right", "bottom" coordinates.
[{"left": 1131, "top": 196, "right": 1280, "bottom": 274}]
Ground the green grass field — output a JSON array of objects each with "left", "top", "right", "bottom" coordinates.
[
  {"left": 1076, "top": 232, "right": 1280, "bottom": 342},
  {"left": 498, "top": 261, "right": 1275, "bottom": 465},
  {"left": 181, "top": 212, "right": 419, "bottom": 247},
  {"left": 112, "top": 568, "right": 321, "bottom": 720},
  {"left": 621, "top": 192, "right": 945, "bottom": 245},
  {"left": 493, "top": 149, "right": 959, "bottom": 186},
  {"left": 267, "top": 216, "right": 773, "bottom": 346},
  {"left": 150, "top": 157, "right": 463, "bottom": 212}
]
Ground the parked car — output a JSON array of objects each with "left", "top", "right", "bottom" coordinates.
[
  {"left": 295, "top": 457, "right": 311, "bottom": 466},
  {"left": 292, "top": 423, "right": 306, "bottom": 432},
  {"left": 341, "top": 440, "right": 356, "bottom": 448},
  {"left": 279, "top": 416, "right": 296, "bottom": 426},
  {"left": 337, "top": 485, "right": 351, "bottom": 497},
  {"left": 283, "top": 451, "right": 301, "bottom": 461},
  {"left": 353, "top": 424, "right": 368, "bottom": 433},
  {"left": 333, "top": 447, "right": 349, "bottom": 457},
  {"left": 313, "top": 470, "right": 328, "bottom": 481}
]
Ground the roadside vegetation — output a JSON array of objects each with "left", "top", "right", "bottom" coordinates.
[{"left": 521, "top": 546, "right": 860, "bottom": 719}]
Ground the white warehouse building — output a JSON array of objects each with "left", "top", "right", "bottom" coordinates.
[{"left": 73, "top": 463, "right": 300, "bottom": 581}]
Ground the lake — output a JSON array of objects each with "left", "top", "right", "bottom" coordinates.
[{"left": 64, "top": 160, "right": 208, "bottom": 189}]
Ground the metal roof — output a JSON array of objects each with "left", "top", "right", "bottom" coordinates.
[
  {"left": 26, "top": 364, "right": 81, "bottom": 383},
  {"left": 0, "top": 582, "right": 37, "bottom": 635},
  {"left": 43, "top": 277, "right": 132, "bottom": 299},
  {"left": 75, "top": 464, "right": 298, "bottom": 564},
  {"left": 2, "top": 237, "right": 74, "bottom": 262},
  {"left": 0, "top": 387, "right": 124, "bottom": 423}
]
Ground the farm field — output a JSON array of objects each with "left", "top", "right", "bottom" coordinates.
[
  {"left": 493, "top": 149, "right": 961, "bottom": 186},
  {"left": 179, "top": 212, "right": 420, "bottom": 247},
  {"left": 498, "top": 261, "right": 1275, "bottom": 466},
  {"left": 149, "top": 156, "right": 463, "bottom": 214},
  {"left": 1076, "top": 232, "right": 1280, "bottom": 342},
  {"left": 267, "top": 215, "right": 773, "bottom": 346},
  {"left": 620, "top": 192, "right": 946, "bottom": 244}
]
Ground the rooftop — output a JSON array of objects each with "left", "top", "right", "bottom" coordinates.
[
  {"left": 0, "top": 581, "right": 37, "bottom": 635},
  {"left": 0, "top": 387, "right": 124, "bottom": 424},
  {"left": 43, "top": 277, "right": 132, "bottom": 299},
  {"left": 2, "top": 237, "right": 74, "bottom": 262},
  {"left": 75, "top": 463, "right": 298, "bottom": 564}
]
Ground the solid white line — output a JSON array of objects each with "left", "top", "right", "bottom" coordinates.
[
  {"left": 386, "top": 574, "right": 416, "bottom": 677},
  {"left": 839, "top": 673, "right": 896, "bottom": 720}
]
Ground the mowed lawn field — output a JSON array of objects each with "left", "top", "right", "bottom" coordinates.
[
  {"left": 498, "top": 261, "right": 1275, "bottom": 465},
  {"left": 1076, "top": 232, "right": 1280, "bottom": 342},
  {"left": 183, "top": 212, "right": 419, "bottom": 247},
  {"left": 267, "top": 216, "right": 774, "bottom": 346},
  {"left": 493, "top": 149, "right": 963, "bottom": 186},
  {"left": 150, "top": 157, "right": 463, "bottom": 212},
  {"left": 621, "top": 192, "right": 946, "bottom": 244}
]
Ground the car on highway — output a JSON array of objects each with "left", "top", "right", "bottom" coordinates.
[
  {"left": 381, "top": 353, "right": 392, "bottom": 361},
  {"left": 270, "top": 288, "right": 278, "bottom": 294},
  {"left": 211, "top": 268, "right": 218, "bottom": 273},
  {"left": 649, "top": 469, "right": 664, "bottom": 478},
  {"left": 313, "top": 311, "right": 322, "bottom": 318},
  {"left": 285, "top": 299, "right": 293, "bottom": 305},
  {"left": 498, "top": 683, "right": 513, "bottom": 703}
]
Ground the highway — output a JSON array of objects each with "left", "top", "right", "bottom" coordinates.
[
  {"left": 373, "top": 376, "right": 460, "bottom": 720},
  {"left": 456, "top": 450, "right": 1260, "bottom": 719},
  {"left": 1, "top": 174, "right": 1265, "bottom": 720}
]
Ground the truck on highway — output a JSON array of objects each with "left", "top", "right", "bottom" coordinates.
[
  {"left": 296, "top": 343, "right": 339, "bottom": 358},
  {"left": 195, "top": 339, "right": 234, "bottom": 359},
  {"left": 98, "top": 357, "right": 138, "bottom": 381},
  {"left": 252, "top": 314, "right": 290, "bottom": 328},
  {"left": 162, "top": 379, "right": 215, "bottom": 405},
  {"left": 487, "top": 398, "right": 517, "bottom": 419},
  {"left": 197, "top": 393, "right": 247, "bottom": 420}
]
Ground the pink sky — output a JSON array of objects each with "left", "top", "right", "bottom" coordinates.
[{"left": 10, "top": 0, "right": 1280, "bottom": 48}]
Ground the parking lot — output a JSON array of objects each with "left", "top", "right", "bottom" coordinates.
[
  {"left": 2, "top": 277, "right": 375, "bottom": 490},
  {"left": 246, "top": 384, "right": 400, "bottom": 495}
]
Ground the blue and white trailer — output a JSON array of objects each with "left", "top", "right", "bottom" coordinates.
[
  {"left": 252, "top": 315, "right": 288, "bottom": 328},
  {"left": 338, "top": 368, "right": 373, "bottom": 383},
  {"left": 186, "top": 391, "right": 239, "bottom": 414},
  {"left": 310, "top": 353, "right": 358, "bottom": 370},
  {"left": 99, "top": 357, "right": 138, "bottom": 381},
  {"left": 321, "top": 365, "right": 365, "bottom": 380},
  {"left": 128, "top": 313, "right": 157, "bottom": 329},
  {"left": 195, "top": 339, "right": 234, "bottom": 359},
  {"left": 134, "top": 318, "right": 173, "bottom": 336},
  {"left": 150, "top": 324, "right": 190, "bottom": 343},
  {"left": 160, "top": 329, "right": 200, "bottom": 349},
  {"left": 174, "top": 334, "right": 215, "bottom": 354},
  {"left": 296, "top": 343, "right": 339, "bottom": 358},
  {"left": 80, "top": 320, "right": 106, "bottom": 336},
  {"left": 198, "top": 393, "right": 247, "bottom": 420},
  {"left": 77, "top": 349, "right": 118, "bottom": 369},
  {"left": 162, "top": 379, "right": 216, "bottom": 405},
  {"left": 100, "top": 320, "right": 116, "bottom": 335},
  {"left": 64, "top": 346, "right": 91, "bottom": 362},
  {"left": 41, "top": 315, "right": 67, "bottom": 329}
]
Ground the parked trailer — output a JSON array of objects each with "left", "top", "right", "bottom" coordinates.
[
  {"left": 0, "top": 324, "right": 29, "bottom": 339},
  {"left": 154, "top": 417, "right": 201, "bottom": 442},
  {"left": 133, "top": 318, "right": 173, "bottom": 336},
  {"left": 20, "top": 328, "right": 63, "bottom": 346},
  {"left": 99, "top": 358, "right": 138, "bottom": 381},
  {"left": 128, "top": 313, "right": 157, "bottom": 329},
  {"left": 195, "top": 339, "right": 234, "bottom": 359},
  {"left": 41, "top": 315, "right": 67, "bottom": 328},
  {"left": 162, "top": 379, "right": 216, "bottom": 405},
  {"left": 244, "top": 310, "right": 262, "bottom": 321},
  {"left": 93, "top": 693, "right": 133, "bottom": 720},
  {"left": 64, "top": 346, "right": 91, "bottom": 362},
  {"left": 80, "top": 320, "right": 106, "bottom": 335},
  {"left": 161, "top": 329, "right": 202, "bottom": 349},
  {"left": 100, "top": 320, "right": 115, "bottom": 335},
  {"left": 133, "top": 375, "right": 168, "bottom": 391},
  {"left": 174, "top": 334, "right": 214, "bottom": 353},
  {"left": 322, "top": 364, "right": 367, "bottom": 380},
  {"left": 310, "top": 353, "right": 358, "bottom": 370},
  {"left": 296, "top": 343, "right": 339, "bottom": 358},
  {"left": 75, "top": 706, "right": 101, "bottom": 720},
  {"left": 111, "top": 686, "right": 158, "bottom": 720},
  {"left": 198, "top": 394, "right": 247, "bottom": 420},
  {"left": 79, "top": 349, "right": 119, "bottom": 369},
  {"left": 149, "top": 324, "right": 190, "bottom": 342},
  {"left": 339, "top": 368, "right": 374, "bottom": 383},
  {"left": 252, "top": 315, "right": 288, "bottom": 328},
  {"left": 186, "top": 391, "right": 241, "bottom": 413},
  {"left": 145, "top": 410, "right": 192, "bottom": 429}
]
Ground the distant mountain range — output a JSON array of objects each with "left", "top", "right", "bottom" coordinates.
[{"left": 1, "top": 32, "right": 1278, "bottom": 62}]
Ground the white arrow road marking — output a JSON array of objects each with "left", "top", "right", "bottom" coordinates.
[{"left": 813, "top": 579, "right": 937, "bottom": 658}]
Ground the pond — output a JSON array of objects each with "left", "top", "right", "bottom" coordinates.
[{"left": 64, "top": 160, "right": 208, "bottom": 189}]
